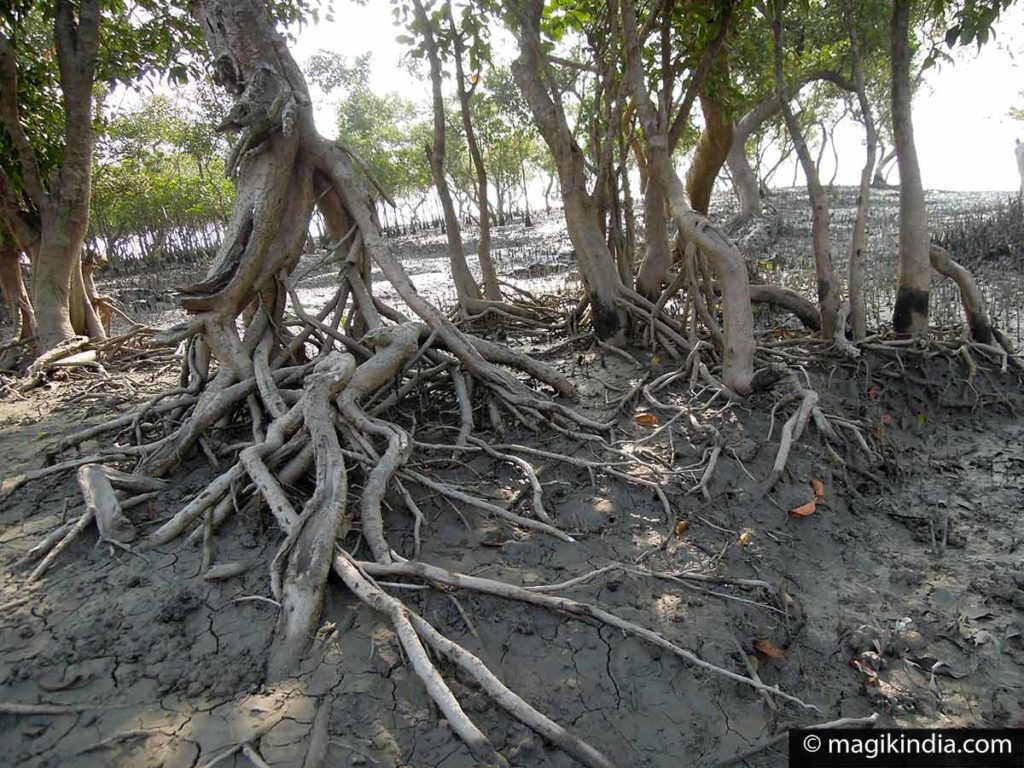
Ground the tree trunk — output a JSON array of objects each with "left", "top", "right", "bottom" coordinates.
[
  {"left": 726, "top": 138, "right": 761, "bottom": 222},
  {"left": 0, "top": 238, "right": 36, "bottom": 348},
  {"left": 619, "top": 0, "right": 755, "bottom": 393},
  {"left": 634, "top": 179, "right": 670, "bottom": 303},
  {"left": 772, "top": 0, "right": 836, "bottom": 339},
  {"left": 890, "top": 0, "right": 930, "bottom": 336},
  {"left": 685, "top": 92, "right": 733, "bottom": 216},
  {"left": 450, "top": 22, "right": 501, "bottom": 301},
  {"left": 929, "top": 244, "right": 992, "bottom": 343},
  {"left": 0, "top": 0, "right": 104, "bottom": 352},
  {"left": 509, "top": 2, "right": 626, "bottom": 344},
  {"left": 845, "top": 0, "right": 876, "bottom": 340},
  {"left": 412, "top": 0, "right": 481, "bottom": 315}
]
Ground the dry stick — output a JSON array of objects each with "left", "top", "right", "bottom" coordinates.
[
  {"left": 1, "top": 451, "right": 134, "bottom": 501},
  {"left": 730, "top": 634, "right": 777, "bottom": 713},
  {"left": 467, "top": 437, "right": 552, "bottom": 523},
  {"left": 709, "top": 712, "right": 880, "bottom": 768},
  {"left": 450, "top": 367, "right": 474, "bottom": 452},
  {"left": 763, "top": 388, "right": 818, "bottom": 494},
  {"left": 402, "top": 469, "right": 574, "bottom": 543},
  {"left": 332, "top": 552, "right": 507, "bottom": 766},
  {"left": 0, "top": 702, "right": 119, "bottom": 715},
  {"left": 359, "top": 560, "right": 817, "bottom": 710},
  {"left": 17, "top": 521, "right": 76, "bottom": 568},
  {"left": 29, "top": 506, "right": 96, "bottom": 581}
]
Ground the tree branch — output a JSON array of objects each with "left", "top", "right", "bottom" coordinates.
[
  {"left": 0, "top": 31, "right": 48, "bottom": 209},
  {"left": 667, "top": 1, "right": 734, "bottom": 151}
]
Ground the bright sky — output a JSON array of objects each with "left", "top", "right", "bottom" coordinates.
[{"left": 291, "top": 2, "right": 1024, "bottom": 192}]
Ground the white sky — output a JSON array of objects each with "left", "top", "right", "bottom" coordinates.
[{"left": 291, "top": 2, "right": 1024, "bottom": 192}]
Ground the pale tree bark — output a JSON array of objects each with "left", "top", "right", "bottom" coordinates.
[
  {"left": 727, "top": 69, "right": 857, "bottom": 224},
  {"left": 412, "top": 0, "right": 482, "bottom": 314},
  {"left": 771, "top": 0, "right": 837, "bottom": 339},
  {"left": 448, "top": 10, "right": 502, "bottom": 301},
  {"left": 620, "top": 0, "right": 756, "bottom": 393},
  {"left": 508, "top": 0, "right": 626, "bottom": 344},
  {"left": 929, "top": 244, "right": 992, "bottom": 344},
  {"left": 634, "top": 0, "right": 731, "bottom": 301},
  {"left": 844, "top": 0, "right": 876, "bottom": 340},
  {"left": 890, "top": 0, "right": 930, "bottom": 335},
  {"left": 0, "top": 0, "right": 106, "bottom": 351},
  {"left": 686, "top": 92, "right": 734, "bottom": 217},
  {"left": 0, "top": 236, "right": 36, "bottom": 358}
]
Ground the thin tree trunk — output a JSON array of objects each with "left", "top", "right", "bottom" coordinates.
[
  {"left": 0, "top": 238, "right": 36, "bottom": 347},
  {"left": 450, "top": 24, "right": 501, "bottom": 301},
  {"left": 772, "top": 0, "right": 836, "bottom": 339},
  {"left": 890, "top": 0, "right": 930, "bottom": 335},
  {"left": 509, "top": 1, "right": 626, "bottom": 344},
  {"left": 685, "top": 92, "right": 733, "bottom": 216},
  {"left": 726, "top": 138, "right": 761, "bottom": 222},
  {"left": 845, "top": 0, "right": 876, "bottom": 340},
  {"left": 620, "top": 0, "right": 755, "bottom": 393},
  {"left": 412, "top": 0, "right": 481, "bottom": 314}
]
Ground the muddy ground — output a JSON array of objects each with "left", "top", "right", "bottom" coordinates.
[{"left": 1, "top": 188, "right": 1023, "bottom": 768}]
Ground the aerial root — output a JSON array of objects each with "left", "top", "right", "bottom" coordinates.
[
  {"left": 358, "top": 559, "right": 818, "bottom": 711},
  {"left": 24, "top": 464, "right": 165, "bottom": 580}
]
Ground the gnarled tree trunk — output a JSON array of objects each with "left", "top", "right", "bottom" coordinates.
[{"left": 0, "top": 0, "right": 106, "bottom": 351}]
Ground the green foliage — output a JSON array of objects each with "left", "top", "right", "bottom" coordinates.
[
  {"left": 936, "top": 0, "right": 1013, "bottom": 48},
  {"left": 91, "top": 87, "right": 233, "bottom": 264},
  {"left": 314, "top": 50, "right": 433, "bottom": 203}
]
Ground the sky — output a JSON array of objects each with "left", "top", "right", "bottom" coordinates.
[{"left": 291, "top": 2, "right": 1024, "bottom": 192}]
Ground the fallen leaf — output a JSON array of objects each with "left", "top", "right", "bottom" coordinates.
[
  {"left": 788, "top": 499, "right": 817, "bottom": 517},
  {"left": 633, "top": 412, "right": 659, "bottom": 427},
  {"left": 811, "top": 478, "right": 825, "bottom": 499},
  {"left": 850, "top": 656, "right": 880, "bottom": 686},
  {"left": 737, "top": 528, "right": 754, "bottom": 547},
  {"left": 753, "top": 640, "right": 787, "bottom": 660},
  {"left": 674, "top": 520, "right": 690, "bottom": 537}
]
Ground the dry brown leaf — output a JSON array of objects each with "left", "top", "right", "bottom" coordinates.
[
  {"left": 811, "top": 478, "right": 825, "bottom": 499},
  {"left": 674, "top": 520, "right": 690, "bottom": 537},
  {"left": 788, "top": 499, "right": 817, "bottom": 517},
  {"left": 737, "top": 528, "right": 754, "bottom": 547},
  {"left": 633, "top": 412, "right": 659, "bottom": 427},
  {"left": 753, "top": 640, "right": 787, "bottom": 660}
]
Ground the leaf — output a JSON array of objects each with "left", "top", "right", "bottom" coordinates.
[
  {"left": 810, "top": 478, "right": 825, "bottom": 499},
  {"left": 788, "top": 499, "right": 817, "bottom": 517},
  {"left": 633, "top": 412, "right": 659, "bottom": 427},
  {"left": 753, "top": 640, "right": 787, "bottom": 660},
  {"left": 850, "top": 655, "right": 880, "bottom": 686},
  {"left": 737, "top": 528, "right": 754, "bottom": 547},
  {"left": 674, "top": 520, "right": 690, "bottom": 537}
]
